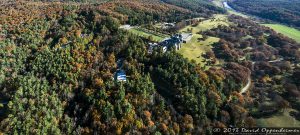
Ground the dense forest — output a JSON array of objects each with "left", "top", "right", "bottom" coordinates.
[
  {"left": 161, "top": 0, "right": 225, "bottom": 17},
  {"left": 0, "top": 0, "right": 254, "bottom": 134},
  {"left": 228, "top": 0, "right": 300, "bottom": 28},
  {"left": 1, "top": 0, "right": 300, "bottom": 134}
]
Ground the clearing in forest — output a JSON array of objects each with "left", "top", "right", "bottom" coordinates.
[
  {"left": 256, "top": 108, "right": 300, "bottom": 127},
  {"left": 128, "top": 28, "right": 169, "bottom": 42},
  {"left": 178, "top": 14, "right": 229, "bottom": 67},
  {"left": 180, "top": 14, "right": 230, "bottom": 33},
  {"left": 262, "top": 24, "right": 300, "bottom": 43}
]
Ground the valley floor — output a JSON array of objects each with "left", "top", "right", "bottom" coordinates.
[
  {"left": 213, "top": 0, "right": 300, "bottom": 43},
  {"left": 262, "top": 24, "right": 300, "bottom": 43}
]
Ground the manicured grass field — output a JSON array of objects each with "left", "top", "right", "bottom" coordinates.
[
  {"left": 263, "top": 24, "right": 300, "bottom": 43},
  {"left": 256, "top": 109, "right": 300, "bottom": 127},
  {"left": 178, "top": 14, "right": 229, "bottom": 66},
  {"left": 128, "top": 28, "right": 168, "bottom": 42},
  {"left": 178, "top": 35, "right": 219, "bottom": 66}
]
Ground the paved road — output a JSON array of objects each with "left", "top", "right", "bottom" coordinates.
[
  {"left": 240, "top": 77, "right": 251, "bottom": 94},
  {"left": 244, "top": 58, "right": 284, "bottom": 94}
]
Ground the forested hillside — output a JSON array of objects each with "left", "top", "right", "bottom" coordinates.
[
  {"left": 162, "top": 0, "right": 225, "bottom": 17},
  {"left": 229, "top": 0, "right": 300, "bottom": 28},
  {"left": 202, "top": 15, "right": 300, "bottom": 127}
]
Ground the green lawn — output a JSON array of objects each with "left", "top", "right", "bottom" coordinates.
[
  {"left": 178, "top": 14, "right": 229, "bottom": 67},
  {"left": 212, "top": 1, "right": 300, "bottom": 43},
  {"left": 178, "top": 35, "right": 219, "bottom": 66},
  {"left": 128, "top": 28, "right": 168, "bottom": 42},
  {"left": 262, "top": 24, "right": 300, "bottom": 43},
  {"left": 180, "top": 14, "right": 230, "bottom": 33},
  {"left": 256, "top": 109, "right": 300, "bottom": 127}
]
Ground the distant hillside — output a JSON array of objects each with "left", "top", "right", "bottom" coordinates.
[
  {"left": 96, "top": 0, "right": 193, "bottom": 25},
  {"left": 162, "top": 0, "right": 226, "bottom": 16},
  {"left": 0, "top": 0, "right": 193, "bottom": 28},
  {"left": 229, "top": 0, "right": 300, "bottom": 28},
  {"left": 17, "top": 0, "right": 109, "bottom": 2}
]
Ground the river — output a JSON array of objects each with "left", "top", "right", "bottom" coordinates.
[{"left": 223, "top": 2, "right": 235, "bottom": 11}]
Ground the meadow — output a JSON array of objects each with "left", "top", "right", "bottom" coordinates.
[
  {"left": 256, "top": 109, "right": 300, "bottom": 127},
  {"left": 181, "top": 14, "right": 230, "bottom": 33},
  {"left": 262, "top": 24, "right": 300, "bottom": 43},
  {"left": 128, "top": 28, "right": 169, "bottom": 42},
  {"left": 213, "top": 0, "right": 300, "bottom": 43},
  {"left": 178, "top": 15, "right": 229, "bottom": 67},
  {"left": 177, "top": 35, "right": 219, "bottom": 66}
]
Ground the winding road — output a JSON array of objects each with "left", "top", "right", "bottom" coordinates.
[
  {"left": 240, "top": 58, "right": 284, "bottom": 94},
  {"left": 240, "top": 77, "right": 251, "bottom": 94}
]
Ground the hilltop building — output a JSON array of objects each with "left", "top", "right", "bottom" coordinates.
[
  {"left": 160, "top": 34, "right": 182, "bottom": 50},
  {"left": 148, "top": 43, "right": 167, "bottom": 54},
  {"left": 147, "top": 33, "right": 193, "bottom": 53},
  {"left": 161, "top": 22, "right": 176, "bottom": 29},
  {"left": 181, "top": 33, "right": 193, "bottom": 43}
]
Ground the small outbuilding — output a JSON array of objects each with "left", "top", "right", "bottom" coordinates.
[
  {"left": 181, "top": 33, "right": 193, "bottom": 43},
  {"left": 115, "top": 70, "right": 127, "bottom": 82}
]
